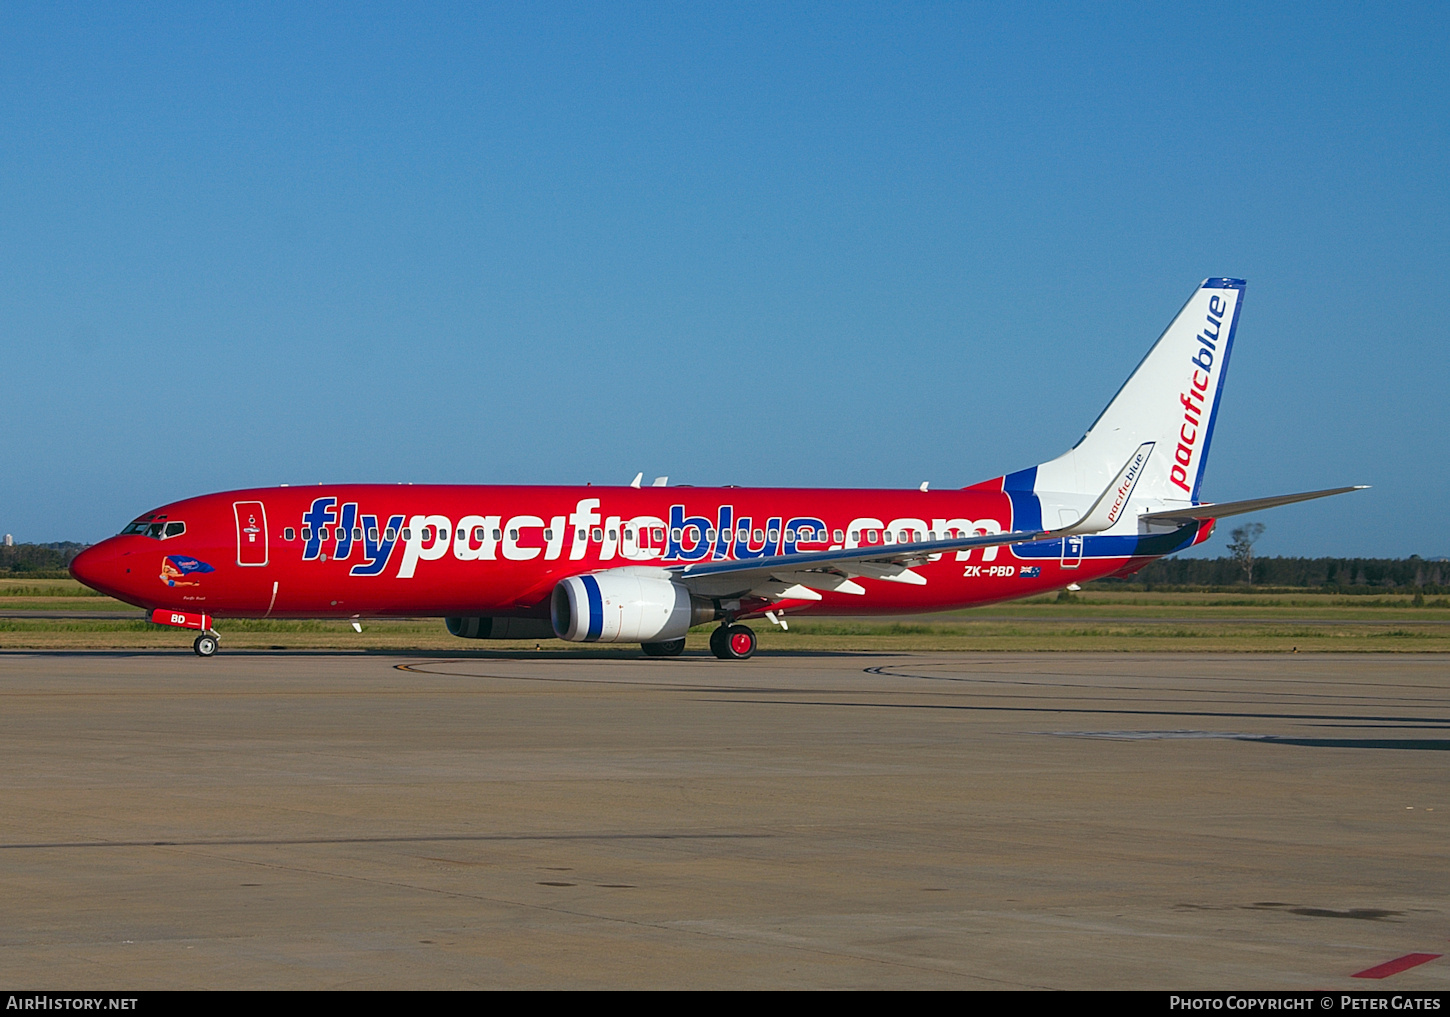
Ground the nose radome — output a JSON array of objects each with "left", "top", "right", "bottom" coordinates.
[
  {"left": 70, "top": 541, "right": 127, "bottom": 596},
  {"left": 69, "top": 544, "right": 103, "bottom": 589}
]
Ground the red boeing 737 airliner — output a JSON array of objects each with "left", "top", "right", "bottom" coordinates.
[{"left": 70, "top": 279, "right": 1362, "bottom": 658}]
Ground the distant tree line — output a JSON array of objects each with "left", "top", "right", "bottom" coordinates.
[
  {"left": 1103, "top": 555, "right": 1450, "bottom": 593},
  {"left": 0, "top": 542, "right": 89, "bottom": 574}
]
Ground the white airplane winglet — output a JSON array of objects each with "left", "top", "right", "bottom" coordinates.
[{"left": 1054, "top": 443, "right": 1155, "bottom": 536}]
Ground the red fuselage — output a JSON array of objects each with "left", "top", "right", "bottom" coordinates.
[{"left": 69, "top": 483, "right": 1206, "bottom": 622}]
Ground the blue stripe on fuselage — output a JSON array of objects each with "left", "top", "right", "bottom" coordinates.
[{"left": 1010, "top": 523, "right": 1202, "bottom": 560}]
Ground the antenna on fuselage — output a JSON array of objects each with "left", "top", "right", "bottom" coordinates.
[
  {"left": 629, "top": 472, "right": 643, "bottom": 488},
  {"left": 652, "top": 476, "right": 668, "bottom": 487}
]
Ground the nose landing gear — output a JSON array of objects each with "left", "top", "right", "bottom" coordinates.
[
  {"left": 149, "top": 609, "right": 221, "bottom": 657},
  {"left": 709, "top": 623, "right": 756, "bottom": 660}
]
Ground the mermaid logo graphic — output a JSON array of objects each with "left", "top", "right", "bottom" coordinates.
[{"left": 160, "top": 555, "right": 215, "bottom": 588}]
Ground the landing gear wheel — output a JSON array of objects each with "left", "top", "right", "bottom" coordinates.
[
  {"left": 641, "top": 638, "right": 686, "bottom": 657},
  {"left": 711, "top": 624, "right": 755, "bottom": 661},
  {"left": 193, "top": 634, "right": 219, "bottom": 658}
]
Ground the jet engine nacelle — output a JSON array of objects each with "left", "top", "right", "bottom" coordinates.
[
  {"left": 551, "top": 569, "right": 715, "bottom": 643},
  {"left": 445, "top": 616, "right": 557, "bottom": 640}
]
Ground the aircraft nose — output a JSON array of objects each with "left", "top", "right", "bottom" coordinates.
[
  {"left": 69, "top": 540, "right": 131, "bottom": 600},
  {"left": 68, "top": 544, "right": 104, "bottom": 589}
]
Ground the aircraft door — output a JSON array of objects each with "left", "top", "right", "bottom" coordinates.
[
  {"left": 1058, "top": 509, "right": 1082, "bottom": 569},
  {"left": 1061, "top": 535, "right": 1083, "bottom": 569},
  {"left": 234, "top": 501, "right": 269, "bottom": 566}
]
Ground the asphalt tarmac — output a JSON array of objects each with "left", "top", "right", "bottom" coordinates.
[{"left": 0, "top": 650, "right": 1445, "bottom": 989}]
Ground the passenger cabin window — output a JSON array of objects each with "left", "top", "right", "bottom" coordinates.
[
  {"left": 353, "top": 528, "right": 363, "bottom": 540},
  {"left": 834, "top": 529, "right": 844, "bottom": 543},
  {"left": 401, "top": 528, "right": 412, "bottom": 540},
  {"left": 544, "top": 529, "right": 554, "bottom": 541},
  {"left": 385, "top": 528, "right": 397, "bottom": 541},
  {"left": 592, "top": 528, "right": 602, "bottom": 541},
  {"left": 284, "top": 527, "right": 296, "bottom": 541},
  {"left": 302, "top": 527, "right": 313, "bottom": 541},
  {"left": 473, "top": 527, "right": 485, "bottom": 541},
  {"left": 369, "top": 528, "right": 379, "bottom": 541}
]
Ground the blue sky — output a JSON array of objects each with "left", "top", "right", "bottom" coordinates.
[{"left": 2, "top": 3, "right": 1446, "bottom": 556}]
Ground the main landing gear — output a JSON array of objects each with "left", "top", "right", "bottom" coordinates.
[
  {"left": 709, "top": 624, "right": 756, "bottom": 661},
  {"left": 641, "top": 638, "right": 686, "bottom": 657},
  {"left": 193, "top": 633, "right": 219, "bottom": 657}
]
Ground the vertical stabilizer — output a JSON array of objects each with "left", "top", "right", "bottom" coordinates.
[{"left": 1031, "top": 278, "right": 1245, "bottom": 510}]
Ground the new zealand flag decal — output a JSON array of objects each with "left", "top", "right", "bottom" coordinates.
[{"left": 1020, "top": 566, "right": 1041, "bottom": 578}]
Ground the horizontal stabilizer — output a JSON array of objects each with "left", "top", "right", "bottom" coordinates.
[{"left": 1138, "top": 486, "right": 1367, "bottom": 525}]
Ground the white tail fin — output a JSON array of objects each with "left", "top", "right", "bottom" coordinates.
[{"left": 1032, "top": 278, "right": 1245, "bottom": 513}]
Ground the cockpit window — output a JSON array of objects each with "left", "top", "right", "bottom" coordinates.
[{"left": 121, "top": 518, "right": 185, "bottom": 540}]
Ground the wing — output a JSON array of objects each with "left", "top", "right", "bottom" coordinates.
[
  {"left": 669, "top": 527, "right": 1051, "bottom": 601},
  {"left": 670, "top": 445, "right": 1155, "bottom": 603}
]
